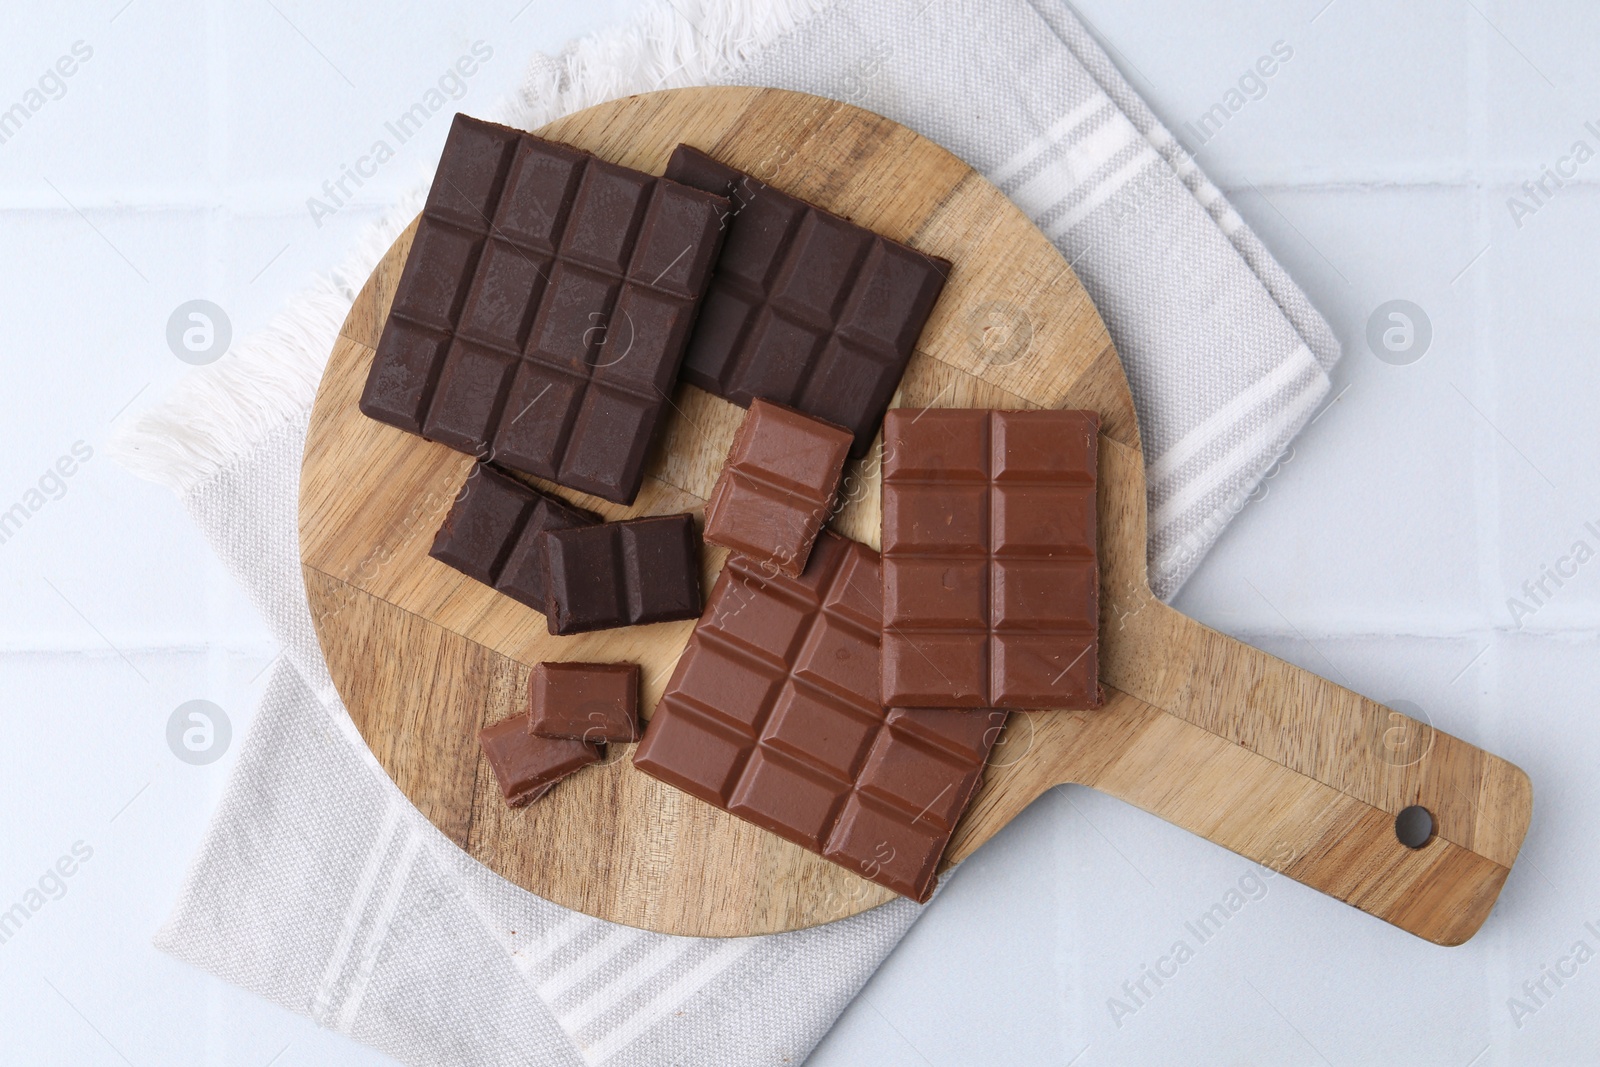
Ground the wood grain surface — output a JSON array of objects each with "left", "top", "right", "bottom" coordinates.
[{"left": 299, "top": 87, "right": 1532, "bottom": 942}]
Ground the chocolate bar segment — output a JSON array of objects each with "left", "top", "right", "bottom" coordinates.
[
  {"left": 359, "top": 115, "right": 731, "bottom": 504},
  {"left": 429, "top": 462, "right": 600, "bottom": 614},
  {"left": 664, "top": 145, "right": 950, "bottom": 457},
  {"left": 632, "top": 531, "right": 1006, "bottom": 901},
  {"left": 529, "top": 662, "right": 640, "bottom": 743},
  {"left": 702, "top": 399, "right": 852, "bottom": 578},
  {"left": 541, "top": 514, "right": 702, "bottom": 635},
  {"left": 881, "top": 409, "right": 1101, "bottom": 710},
  {"left": 478, "top": 713, "right": 601, "bottom": 807}
]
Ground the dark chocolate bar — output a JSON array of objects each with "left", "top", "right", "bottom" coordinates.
[
  {"left": 529, "top": 661, "right": 640, "bottom": 743},
  {"left": 880, "top": 408, "right": 1101, "bottom": 709},
  {"left": 359, "top": 115, "right": 731, "bottom": 504},
  {"left": 542, "top": 513, "right": 702, "bottom": 635},
  {"left": 664, "top": 145, "right": 950, "bottom": 457},
  {"left": 702, "top": 398, "right": 852, "bottom": 578},
  {"left": 429, "top": 462, "right": 600, "bottom": 614},
  {"left": 478, "top": 712, "right": 601, "bottom": 807},
  {"left": 632, "top": 531, "right": 1006, "bottom": 901}
]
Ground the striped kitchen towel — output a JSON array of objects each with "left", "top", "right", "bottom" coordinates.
[{"left": 114, "top": 0, "right": 1338, "bottom": 1063}]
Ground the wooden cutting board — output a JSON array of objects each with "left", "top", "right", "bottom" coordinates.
[{"left": 299, "top": 87, "right": 1532, "bottom": 943}]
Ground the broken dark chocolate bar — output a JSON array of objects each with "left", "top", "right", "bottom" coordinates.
[
  {"left": 541, "top": 513, "right": 703, "bottom": 635},
  {"left": 664, "top": 144, "right": 949, "bottom": 457}
]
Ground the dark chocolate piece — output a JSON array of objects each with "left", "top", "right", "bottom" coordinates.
[
  {"left": 632, "top": 531, "right": 1007, "bottom": 901},
  {"left": 702, "top": 398, "right": 852, "bottom": 578},
  {"left": 478, "top": 713, "right": 601, "bottom": 807},
  {"left": 663, "top": 145, "right": 950, "bottom": 457},
  {"left": 541, "top": 514, "right": 702, "bottom": 635},
  {"left": 529, "top": 661, "right": 641, "bottom": 743},
  {"left": 880, "top": 409, "right": 1101, "bottom": 710},
  {"left": 429, "top": 462, "right": 600, "bottom": 614},
  {"left": 359, "top": 115, "right": 731, "bottom": 504}
]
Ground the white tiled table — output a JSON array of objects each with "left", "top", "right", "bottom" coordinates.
[{"left": 2, "top": 2, "right": 1595, "bottom": 1064}]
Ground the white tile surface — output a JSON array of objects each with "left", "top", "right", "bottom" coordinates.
[{"left": 2, "top": 0, "right": 1596, "bottom": 1064}]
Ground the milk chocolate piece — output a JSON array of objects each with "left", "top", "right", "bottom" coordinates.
[
  {"left": 359, "top": 115, "right": 731, "bottom": 504},
  {"left": 429, "top": 462, "right": 600, "bottom": 615},
  {"left": 702, "top": 399, "right": 852, "bottom": 578},
  {"left": 633, "top": 531, "right": 1006, "bottom": 901},
  {"left": 880, "top": 409, "right": 1101, "bottom": 710},
  {"left": 541, "top": 514, "right": 702, "bottom": 635},
  {"left": 529, "top": 662, "right": 640, "bottom": 743},
  {"left": 478, "top": 713, "right": 601, "bottom": 807},
  {"left": 663, "top": 145, "right": 950, "bottom": 457}
]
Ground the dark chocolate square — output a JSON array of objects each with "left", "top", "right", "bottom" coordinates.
[
  {"left": 600, "top": 285, "right": 693, "bottom": 394},
  {"left": 528, "top": 261, "right": 617, "bottom": 374},
  {"left": 491, "top": 364, "right": 585, "bottom": 479},
  {"left": 359, "top": 318, "right": 450, "bottom": 434},
  {"left": 389, "top": 222, "right": 483, "bottom": 331},
  {"left": 428, "top": 462, "right": 600, "bottom": 615},
  {"left": 429, "top": 464, "right": 533, "bottom": 585},
  {"left": 493, "top": 137, "right": 586, "bottom": 250},
  {"left": 540, "top": 513, "right": 702, "bottom": 635},
  {"left": 621, "top": 516, "right": 702, "bottom": 624},
  {"left": 541, "top": 527, "right": 626, "bottom": 632},
  {"left": 456, "top": 241, "right": 551, "bottom": 352},
  {"left": 558, "top": 386, "right": 659, "bottom": 501},
  {"left": 562, "top": 161, "right": 653, "bottom": 274},
  {"left": 422, "top": 342, "right": 517, "bottom": 454},
  {"left": 424, "top": 117, "right": 519, "bottom": 231}
]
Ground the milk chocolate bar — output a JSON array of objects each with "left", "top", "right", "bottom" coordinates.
[
  {"left": 542, "top": 513, "right": 702, "bottom": 635},
  {"left": 663, "top": 145, "right": 950, "bottom": 457},
  {"left": 880, "top": 408, "right": 1101, "bottom": 710},
  {"left": 429, "top": 462, "right": 599, "bottom": 615},
  {"left": 478, "top": 713, "right": 601, "bottom": 807},
  {"left": 632, "top": 531, "right": 1006, "bottom": 901},
  {"left": 529, "top": 661, "right": 640, "bottom": 743},
  {"left": 702, "top": 398, "right": 852, "bottom": 578},
  {"left": 359, "top": 115, "right": 731, "bottom": 505}
]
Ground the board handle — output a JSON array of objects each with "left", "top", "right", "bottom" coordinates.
[
  {"left": 966, "top": 604, "right": 1533, "bottom": 946},
  {"left": 1107, "top": 606, "right": 1530, "bottom": 944}
]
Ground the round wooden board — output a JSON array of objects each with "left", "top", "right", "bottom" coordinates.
[{"left": 302, "top": 87, "right": 1532, "bottom": 943}]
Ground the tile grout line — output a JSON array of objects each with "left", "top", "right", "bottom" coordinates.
[{"left": 8, "top": 180, "right": 1600, "bottom": 216}]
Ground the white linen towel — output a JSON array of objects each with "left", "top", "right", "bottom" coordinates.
[{"left": 112, "top": 1, "right": 1340, "bottom": 1063}]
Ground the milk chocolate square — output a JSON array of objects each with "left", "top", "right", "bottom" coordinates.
[
  {"left": 703, "top": 399, "right": 852, "bottom": 577},
  {"left": 479, "top": 713, "right": 601, "bottom": 807},
  {"left": 529, "top": 662, "right": 640, "bottom": 743}
]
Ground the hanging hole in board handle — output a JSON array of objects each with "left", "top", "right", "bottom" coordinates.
[{"left": 1395, "top": 805, "right": 1435, "bottom": 849}]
